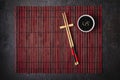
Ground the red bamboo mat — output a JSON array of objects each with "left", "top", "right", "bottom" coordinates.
[{"left": 15, "top": 6, "right": 102, "bottom": 73}]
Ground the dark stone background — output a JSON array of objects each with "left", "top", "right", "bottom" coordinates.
[{"left": 0, "top": 0, "right": 120, "bottom": 80}]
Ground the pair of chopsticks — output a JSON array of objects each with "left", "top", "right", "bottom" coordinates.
[{"left": 60, "top": 12, "right": 79, "bottom": 66}]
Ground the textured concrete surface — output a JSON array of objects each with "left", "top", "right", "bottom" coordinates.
[{"left": 0, "top": 0, "right": 120, "bottom": 80}]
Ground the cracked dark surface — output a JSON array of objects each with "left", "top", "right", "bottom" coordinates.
[{"left": 0, "top": 0, "right": 120, "bottom": 80}]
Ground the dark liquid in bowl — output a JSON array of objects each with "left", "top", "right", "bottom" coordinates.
[{"left": 78, "top": 16, "right": 93, "bottom": 31}]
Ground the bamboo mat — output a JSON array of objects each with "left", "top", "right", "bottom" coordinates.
[{"left": 15, "top": 6, "right": 102, "bottom": 73}]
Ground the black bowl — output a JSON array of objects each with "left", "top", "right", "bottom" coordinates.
[{"left": 77, "top": 14, "right": 95, "bottom": 32}]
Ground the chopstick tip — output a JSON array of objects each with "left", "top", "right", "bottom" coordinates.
[{"left": 74, "top": 61, "right": 79, "bottom": 66}]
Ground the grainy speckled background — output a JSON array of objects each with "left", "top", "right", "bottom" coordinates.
[{"left": 0, "top": 0, "right": 120, "bottom": 80}]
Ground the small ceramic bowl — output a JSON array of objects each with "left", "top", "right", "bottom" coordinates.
[{"left": 77, "top": 14, "right": 95, "bottom": 33}]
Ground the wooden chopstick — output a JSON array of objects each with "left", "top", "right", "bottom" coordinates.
[
  {"left": 60, "top": 24, "right": 73, "bottom": 29},
  {"left": 61, "top": 12, "right": 79, "bottom": 65},
  {"left": 62, "top": 13, "right": 72, "bottom": 47},
  {"left": 63, "top": 12, "right": 74, "bottom": 47},
  {"left": 63, "top": 12, "right": 73, "bottom": 47}
]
